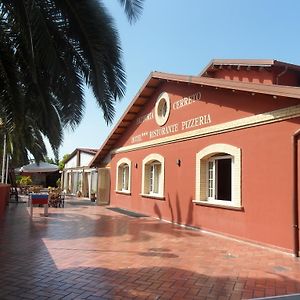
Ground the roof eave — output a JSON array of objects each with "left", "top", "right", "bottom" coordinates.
[
  {"left": 89, "top": 72, "right": 157, "bottom": 167},
  {"left": 199, "top": 59, "right": 276, "bottom": 77},
  {"left": 90, "top": 73, "right": 300, "bottom": 167}
]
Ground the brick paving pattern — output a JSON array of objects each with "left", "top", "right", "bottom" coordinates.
[{"left": 0, "top": 199, "right": 300, "bottom": 299}]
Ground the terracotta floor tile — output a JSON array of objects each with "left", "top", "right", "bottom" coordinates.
[{"left": 0, "top": 198, "right": 300, "bottom": 299}]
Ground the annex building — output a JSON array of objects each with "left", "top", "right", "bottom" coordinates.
[
  {"left": 61, "top": 148, "right": 98, "bottom": 198},
  {"left": 90, "top": 59, "right": 300, "bottom": 256}
]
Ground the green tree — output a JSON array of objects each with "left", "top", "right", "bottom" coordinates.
[
  {"left": 58, "top": 154, "right": 70, "bottom": 171},
  {"left": 0, "top": 0, "right": 144, "bottom": 166},
  {"left": 45, "top": 157, "right": 57, "bottom": 165}
]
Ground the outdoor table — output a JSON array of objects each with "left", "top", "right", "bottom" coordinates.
[{"left": 29, "top": 193, "right": 49, "bottom": 217}]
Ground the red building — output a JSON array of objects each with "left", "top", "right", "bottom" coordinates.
[{"left": 91, "top": 59, "right": 300, "bottom": 256}]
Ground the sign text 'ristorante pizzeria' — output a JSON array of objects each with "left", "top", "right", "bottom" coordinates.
[{"left": 131, "top": 92, "right": 211, "bottom": 144}]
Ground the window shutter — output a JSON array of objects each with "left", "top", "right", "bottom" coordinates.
[{"left": 144, "top": 164, "right": 150, "bottom": 194}]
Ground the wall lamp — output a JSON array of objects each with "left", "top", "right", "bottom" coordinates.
[{"left": 176, "top": 159, "right": 181, "bottom": 167}]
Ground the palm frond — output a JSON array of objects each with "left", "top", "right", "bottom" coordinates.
[
  {"left": 0, "top": 0, "right": 144, "bottom": 162},
  {"left": 55, "top": 0, "right": 126, "bottom": 123},
  {"left": 117, "top": 0, "right": 144, "bottom": 24}
]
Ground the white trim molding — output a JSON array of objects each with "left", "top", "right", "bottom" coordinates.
[
  {"left": 155, "top": 92, "right": 171, "bottom": 126},
  {"left": 141, "top": 153, "right": 165, "bottom": 198},
  {"left": 195, "top": 144, "right": 241, "bottom": 208},
  {"left": 116, "top": 157, "right": 132, "bottom": 194}
]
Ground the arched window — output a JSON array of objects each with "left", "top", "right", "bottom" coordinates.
[
  {"left": 195, "top": 144, "right": 241, "bottom": 207},
  {"left": 116, "top": 158, "right": 131, "bottom": 194},
  {"left": 142, "top": 154, "right": 165, "bottom": 198}
]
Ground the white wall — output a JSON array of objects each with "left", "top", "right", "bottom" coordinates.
[
  {"left": 65, "top": 155, "right": 77, "bottom": 168},
  {"left": 80, "top": 153, "right": 94, "bottom": 167}
]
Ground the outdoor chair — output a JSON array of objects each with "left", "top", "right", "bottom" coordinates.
[{"left": 29, "top": 193, "right": 49, "bottom": 217}]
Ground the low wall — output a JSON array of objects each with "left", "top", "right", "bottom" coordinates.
[{"left": 0, "top": 184, "right": 10, "bottom": 217}]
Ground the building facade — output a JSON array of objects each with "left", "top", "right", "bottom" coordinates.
[
  {"left": 62, "top": 148, "right": 98, "bottom": 198},
  {"left": 91, "top": 59, "right": 300, "bottom": 256}
]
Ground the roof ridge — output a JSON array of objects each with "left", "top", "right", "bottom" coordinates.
[{"left": 199, "top": 58, "right": 300, "bottom": 76}]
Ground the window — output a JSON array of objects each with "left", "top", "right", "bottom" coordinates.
[
  {"left": 116, "top": 158, "right": 131, "bottom": 194},
  {"left": 155, "top": 92, "right": 170, "bottom": 126},
  {"left": 121, "top": 164, "right": 129, "bottom": 191},
  {"left": 158, "top": 99, "right": 167, "bottom": 118},
  {"left": 207, "top": 155, "right": 232, "bottom": 201},
  {"left": 142, "top": 154, "right": 165, "bottom": 198},
  {"left": 195, "top": 144, "right": 241, "bottom": 208},
  {"left": 149, "top": 162, "right": 161, "bottom": 194}
]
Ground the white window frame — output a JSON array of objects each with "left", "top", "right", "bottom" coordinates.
[
  {"left": 208, "top": 160, "right": 215, "bottom": 200},
  {"left": 195, "top": 144, "right": 241, "bottom": 208},
  {"left": 141, "top": 153, "right": 165, "bottom": 199},
  {"left": 149, "top": 162, "right": 161, "bottom": 195},
  {"left": 154, "top": 92, "right": 170, "bottom": 126},
  {"left": 207, "top": 155, "right": 232, "bottom": 202},
  {"left": 116, "top": 158, "right": 131, "bottom": 194}
]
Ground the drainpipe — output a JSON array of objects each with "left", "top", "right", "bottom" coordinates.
[{"left": 292, "top": 129, "right": 300, "bottom": 257}]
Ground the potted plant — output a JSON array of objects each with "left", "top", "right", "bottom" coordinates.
[{"left": 76, "top": 180, "right": 82, "bottom": 197}]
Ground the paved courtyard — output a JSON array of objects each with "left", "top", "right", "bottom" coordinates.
[{"left": 0, "top": 199, "right": 300, "bottom": 300}]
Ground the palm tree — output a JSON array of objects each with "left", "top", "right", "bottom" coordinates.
[{"left": 0, "top": 0, "right": 144, "bottom": 166}]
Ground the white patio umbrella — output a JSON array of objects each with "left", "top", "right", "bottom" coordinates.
[{"left": 20, "top": 162, "right": 59, "bottom": 173}]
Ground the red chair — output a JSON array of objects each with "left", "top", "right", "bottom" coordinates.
[{"left": 29, "top": 193, "right": 49, "bottom": 217}]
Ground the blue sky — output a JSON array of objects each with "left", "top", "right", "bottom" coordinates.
[{"left": 54, "top": 0, "right": 300, "bottom": 159}]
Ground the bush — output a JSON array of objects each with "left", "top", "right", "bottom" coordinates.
[
  {"left": 56, "top": 178, "right": 61, "bottom": 188},
  {"left": 15, "top": 175, "right": 22, "bottom": 185},
  {"left": 18, "top": 176, "right": 32, "bottom": 186}
]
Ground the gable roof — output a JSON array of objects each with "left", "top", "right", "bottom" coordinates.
[
  {"left": 90, "top": 69, "right": 300, "bottom": 167},
  {"left": 65, "top": 148, "right": 98, "bottom": 164},
  {"left": 76, "top": 148, "right": 98, "bottom": 155},
  {"left": 199, "top": 59, "right": 300, "bottom": 77}
]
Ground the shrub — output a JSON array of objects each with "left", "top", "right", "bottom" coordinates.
[
  {"left": 56, "top": 178, "right": 61, "bottom": 188},
  {"left": 19, "top": 176, "right": 32, "bottom": 186}
]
